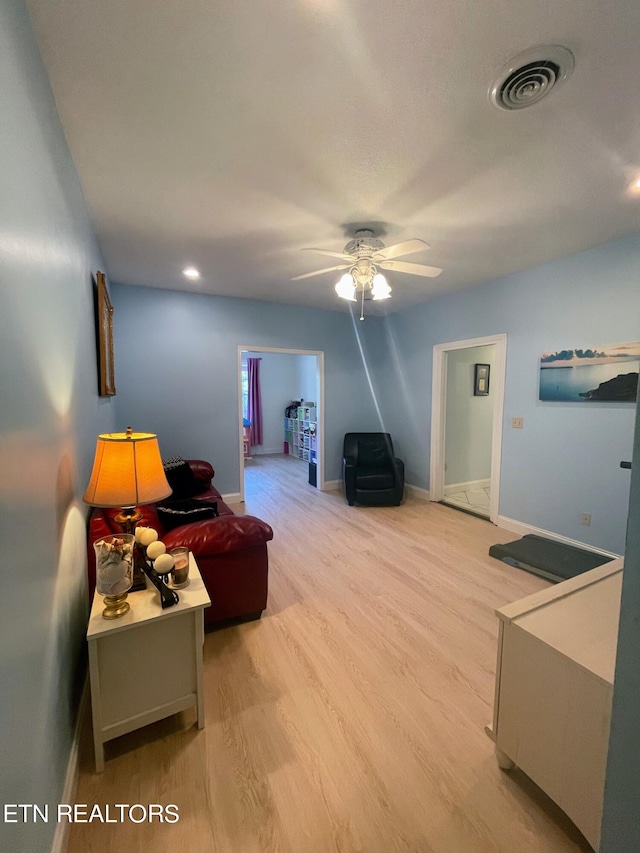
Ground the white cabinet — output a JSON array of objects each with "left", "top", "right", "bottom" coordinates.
[
  {"left": 87, "top": 554, "right": 211, "bottom": 772},
  {"left": 487, "top": 558, "right": 623, "bottom": 851}
]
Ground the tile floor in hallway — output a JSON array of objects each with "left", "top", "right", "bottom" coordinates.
[{"left": 444, "top": 484, "right": 491, "bottom": 517}]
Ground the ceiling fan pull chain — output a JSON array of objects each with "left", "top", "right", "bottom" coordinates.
[{"left": 360, "top": 287, "right": 365, "bottom": 321}]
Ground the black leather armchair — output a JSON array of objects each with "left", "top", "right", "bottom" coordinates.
[{"left": 343, "top": 433, "right": 405, "bottom": 507}]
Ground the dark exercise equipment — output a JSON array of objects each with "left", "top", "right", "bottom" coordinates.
[{"left": 489, "top": 534, "right": 613, "bottom": 583}]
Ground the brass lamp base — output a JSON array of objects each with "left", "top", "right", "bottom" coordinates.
[
  {"left": 114, "top": 508, "right": 142, "bottom": 533},
  {"left": 102, "top": 592, "right": 131, "bottom": 620}
]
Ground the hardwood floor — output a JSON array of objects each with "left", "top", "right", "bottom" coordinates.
[{"left": 69, "top": 455, "right": 592, "bottom": 852}]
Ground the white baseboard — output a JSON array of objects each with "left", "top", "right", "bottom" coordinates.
[
  {"left": 322, "top": 481, "right": 430, "bottom": 499},
  {"left": 405, "top": 484, "right": 431, "bottom": 501},
  {"left": 222, "top": 492, "right": 243, "bottom": 505},
  {"left": 51, "top": 677, "right": 89, "bottom": 853},
  {"left": 253, "top": 447, "right": 284, "bottom": 456},
  {"left": 322, "top": 479, "right": 341, "bottom": 491},
  {"left": 322, "top": 481, "right": 430, "bottom": 500},
  {"left": 496, "top": 515, "right": 622, "bottom": 559},
  {"left": 444, "top": 478, "right": 490, "bottom": 496}
]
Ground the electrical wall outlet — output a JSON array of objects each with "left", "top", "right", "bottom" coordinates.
[
  {"left": 581, "top": 512, "right": 592, "bottom": 526},
  {"left": 512, "top": 417, "right": 524, "bottom": 429}
]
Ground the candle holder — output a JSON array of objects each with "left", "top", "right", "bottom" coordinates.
[
  {"left": 93, "top": 534, "right": 135, "bottom": 619},
  {"left": 169, "top": 546, "right": 190, "bottom": 588}
]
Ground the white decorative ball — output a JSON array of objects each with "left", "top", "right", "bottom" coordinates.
[
  {"left": 139, "top": 527, "right": 159, "bottom": 546},
  {"left": 154, "top": 553, "right": 174, "bottom": 574},
  {"left": 146, "top": 540, "right": 166, "bottom": 560}
]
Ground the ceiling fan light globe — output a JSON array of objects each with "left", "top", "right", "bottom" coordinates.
[
  {"left": 335, "top": 274, "right": 356, "bottom": 301},
  {"left": 371, "top": 273, "right": 391, "bottom": 300}
]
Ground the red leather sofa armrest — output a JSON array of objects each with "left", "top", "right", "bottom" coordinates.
[
  {"left": 163, "top": 514, "right": 273, "bottom": 557},
  {"left": 89, "top": 513, "right": 115, "bottom": 545},
  {"left": 186, "top": 460, "right": 215, "bottom": 490}
]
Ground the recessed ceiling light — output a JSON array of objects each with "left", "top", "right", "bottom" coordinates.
[
  {"left": 182, "top": 266, "right": 200, "bottom": 280},
  {"left": 627, "top": 178, "right": 640, "bottom": 196}
]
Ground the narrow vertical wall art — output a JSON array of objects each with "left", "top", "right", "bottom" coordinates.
[{"left": 96, "top": 271, "right": 116, "bottom": 396}]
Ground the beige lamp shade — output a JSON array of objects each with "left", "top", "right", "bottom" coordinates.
[{"left": 84, "top": 427, "right": 172, "bottom": 508}]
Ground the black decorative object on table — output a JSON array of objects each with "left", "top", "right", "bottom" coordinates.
[
  {"left": 132, "top": 543, "right": 156, "bottom": 593},
  {"left": 129, "top": 537, "right": 150, "bottom": 592},
  {"left": 140, "top": 560, "right": 179, "bottom": 609}
]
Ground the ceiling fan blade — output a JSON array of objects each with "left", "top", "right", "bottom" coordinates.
[
  {"left": 292, "top": 263, "right": 351, "bottom": 281},
  {"left": 379, "top": 259, "right": 443, "bottom": 278},
  {"left": 373, "top": 239, "right": 430, "bottom": 261},
  {"left": 301, "top": 248, "right": 354, "bottom": 261}
]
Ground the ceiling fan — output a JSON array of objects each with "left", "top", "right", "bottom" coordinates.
[{"left": 292, "top": 229, "right": 442, "bottom": 319}]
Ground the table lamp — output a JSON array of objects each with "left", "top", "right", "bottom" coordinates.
[{"left": 84, "top": 427, "right": 171, "bottom": 590}]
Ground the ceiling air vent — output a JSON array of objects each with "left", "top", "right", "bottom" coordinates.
[{"left": 489, "top": 45, "right": 575, "bottom": 110}]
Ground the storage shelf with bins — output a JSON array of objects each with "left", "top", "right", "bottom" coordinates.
[{"left": 284, "top": 406, "right": 317, "bottom": 463}]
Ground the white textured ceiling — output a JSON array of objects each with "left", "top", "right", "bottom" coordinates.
[{"left": 27, "top": 0, "right": 640, "bottom": 315}]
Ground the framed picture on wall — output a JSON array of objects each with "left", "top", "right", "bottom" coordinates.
[
  {"left": 474, "top": 363, "right": 490, "bottom": 396},
  {"left": 97, "top": 271, "right": 116, "bottom": 396},
  {"left": 539, "top": 342, "right": 640, "bottom": 402}
]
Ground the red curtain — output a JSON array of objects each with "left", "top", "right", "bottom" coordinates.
[{"left": 247, "top": 358, "right": 263, "bottom": 446}]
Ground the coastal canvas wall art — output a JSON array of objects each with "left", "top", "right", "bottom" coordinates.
[{"left": 539, "top": 342, "right": 640, "bottom": 402}]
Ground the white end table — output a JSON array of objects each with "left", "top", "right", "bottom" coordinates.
[
  {"left": 487, "top": 557, "right": 623, "bottom": 850},
  {"left": 87, "top": 553, "right": 211, "bottom": 772}
]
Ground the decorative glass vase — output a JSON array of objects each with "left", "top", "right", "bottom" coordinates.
[{"left": 93, "top": 533, "right": 135, "bottom": 619}]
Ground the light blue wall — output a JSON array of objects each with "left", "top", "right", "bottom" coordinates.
[
  {"left": 295, "top": 354, "right": 318, "bottom": 405},
  {"left": 357, "top": 315, "right": 418, "bottom": 476},
  {"left": 445, "top": 345, "right": 495, "bottom": 486},
  {"left": 111, "top": 286, "right": 382, "bottom": 490},
  {"left": 0, "top": 2, "right": 114, "bottom": 850},
  {"left": 244, "top": 351, "right": 297, "bottom": 454},
  {"left": 382, "top": 234, "right": 640, "bottom": 554}
]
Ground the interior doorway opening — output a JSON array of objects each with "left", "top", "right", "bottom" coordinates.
[
  {"left": 430, "top": 334, "right": 506, "bottom": 524},
  {"left": 442, "top": 344, "right": 496, "bottom": 518},
  {"left": 237, "top": 346, "right": 324, "bottom": 503}
]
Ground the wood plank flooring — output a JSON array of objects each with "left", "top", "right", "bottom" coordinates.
[{"left": 69, "top": 455, "right": 592, "bottom": 852}]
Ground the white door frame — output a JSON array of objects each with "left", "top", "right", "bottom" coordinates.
[
  {"left": 237, "top": 345, "right": 325, "bottom": 502},
  {"left": 429, "top": 333, "right": 507, "bottom": 524}
]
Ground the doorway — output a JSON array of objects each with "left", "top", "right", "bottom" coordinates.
[
  {"left": 237, "top": 346, "right": 325, "bottom": 503},
  {"left": 429, "top": 334, "right": 506, "bottom": 524}
]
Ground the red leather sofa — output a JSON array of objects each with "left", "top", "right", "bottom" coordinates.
[{"left": 87, "top": 460, "right": 273, "bottom": 627}]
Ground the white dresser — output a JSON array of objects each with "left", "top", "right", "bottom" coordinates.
[{"left": 487, "top": 557, "right": 623, "bottom": 850}]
